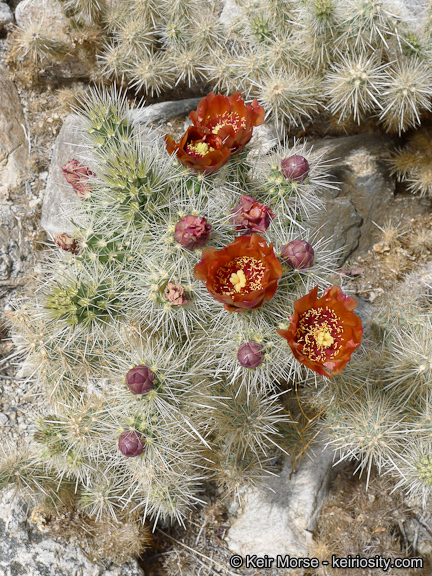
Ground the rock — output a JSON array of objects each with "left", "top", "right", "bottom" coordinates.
[
  {"left": 15, "top": 0, "right": 68, "bottom": 29},
  {"left": 41, "top": 114, "right": 84, "bottom": 238},
  {"left": 311, "top": 133, "right": 432, "bottom": 264},
  {"left": 0, "top": 2, "right": 14, "bottom": 29},
  {"left": 316, "top": 197, "right": 362, "bottom": 265},
  {"left": 0, "top": 413, "right": 8, "bottom": 425},
  {"left": 15, "top": 0, "right": 89, "bottom": 79},
  {"left": 42, "top": 100, "right": 216, "bottom": 236},
  {"left": 133, "top": 98, "right": 203, "bottom": 124},
  {"left": 0, "top": 66, "right": 29, "bottom": 197},
  {"left": 220, "top": 0, "right": 244, "bottom": 31},
  {"left": 0, "top": 202, "right": 36, "bottom": 282},
  {"left": 0, "top": 488, "right": 145, "bottom": 576},
  {"left": 225, "top": 441, "right": 336, "bottom": 562}
]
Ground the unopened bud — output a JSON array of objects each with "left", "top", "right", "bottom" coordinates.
[
  {"left": 281, "top": 240, "right": 314, "bottom": 269},
  {"left": 237, "top": 341, "right": 264, "bottom": 369},
  {"left": 125, "top": 365, "right": 155, "bottom": 395},
  {"left": 118, "top": 430, "right": 146, "bottom": 457},
  {"left": 281, "top": 155, "right": 310, "bottom": 183}
]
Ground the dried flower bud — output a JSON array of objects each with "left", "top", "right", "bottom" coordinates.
[
  {"left": 54, "top": 233, "right": 81, "bottom": 254},
  {"left": 237, "top": 341, "right": 264, "bottom": 369},
  {"left": 281, "top": 155, "right": 310, "bottom": 182},
  {"left": 163, "top": 283, "right": 188, "bottom": 306},
  {"left": 174, "top": 215, "right": 211, "bottom": 250},
  {"left": 231, "top": 195, "right": 276, "bottom": 234},
  {"left": 118, "top": 430, "right": 146, "bottom": 457},
  {"left": 61, "top": 159, "right": 95, "bottom": 199},
  {"left": 281, "top": 240, "right": 314, "bottom": 269},
  {"left": 125, "top": 365, "right": 155, "bottom": 395}
]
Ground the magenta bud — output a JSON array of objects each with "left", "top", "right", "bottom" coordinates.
[
  {"left": 174, "top": 215, "right": 211, "bottom": 250},
  {"left": 54, "top": 233, "right": 81, "bottom": 254},
  {"left": 281, "top": 240, "right": 314, "bottom": 269},
  {"left": 125, "top": 365, "right": 155, "bottom": 395},
  {"left": 237, "top": 341, "right": 264, "bottom": 369},
  {"left": 118, "top": 430, "right": 146, "bottom": 457},
  {"left": 281, "top": 155, "right": 310, "bottom": 182},
  {"left": 61, "top": 159, "right": 95, "bottom": 199}
]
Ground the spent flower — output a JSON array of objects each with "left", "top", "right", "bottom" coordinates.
[
  {"left": 174, "top": 215, "right": 211, "bottom": 250},
  {"left": 231, "top": 195, "right": 276, "bottom": 234},
  {"left": 61, "top": 159, "right": 95, "bottom": 198}
]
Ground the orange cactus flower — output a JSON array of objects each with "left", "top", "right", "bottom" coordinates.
[
  {"left": 165, "top": 125, "right": 231, "bottom": 174},
  {"left": 189, "top": 92, "right": 265, "bottom": 153},
  {"left": 277, "top": 285, "right": 363, "bottom": 378},
  {"left": 194, "top": 233, "right": 283, "bottom": 312}
]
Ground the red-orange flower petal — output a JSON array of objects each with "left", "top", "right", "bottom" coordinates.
[
  {"left": 277, "top": 285, "right": 363, "bottom": 377},
  {"left": 190, "top": 92, "right": 265, "bottom": 154},
  {"left": 165, "top": 126, "right": 231, "bottom": 174},
  {"left": 194, "top": 234, "right": 282, "bottom": 312}
]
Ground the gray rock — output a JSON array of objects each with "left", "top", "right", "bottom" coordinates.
[
  {"left": 42, "top": 100, "right": 213, "bottom": 236},
  {"left": 15, "top": 0, "right": 89, "bottom": 79},
  {"left": 41, "top": 114, "right": 84, "bottom": 238},
  {"left": 0, "top": 489, "right": 144, "bottom": 576},
  {"left": 312, "top": 133, "right": 432, "bottom": 264},
  {"left": 0, "top": 413, "right": 8, "bottom": 425},
  {"left": 0, "top": 3, "right": 13, "bottom": 29},
  {"left": 0, "top": 66, "right": 29, "bottom": 197},
  {"left": 133, "top": 98, "right": 203, "bottom": 124},
  {"left": 15, "top": 0, "right": 68, "bottom": 28},
  {"left": 220, "top": 0, "right": 244, "bottom": 31},
  {"left": 225, "top": 442, "right": 336, "bottom": 561},
  {"left": 0, "top": 202, "right": 37, "bottom": 282}
]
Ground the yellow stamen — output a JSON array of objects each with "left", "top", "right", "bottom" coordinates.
[
  {"left": 230, "top": 269, "right": 247, "bottom": 292},
  {"left": 188, "top": 142, "right": 212, "bottom": 156},
  {"left": 314, "top": 328, "right": 334, "bottom": 348}
]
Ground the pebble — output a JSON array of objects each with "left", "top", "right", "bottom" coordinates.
[{"left": 0, "top": 412, "right": 8, "bottom": 425}]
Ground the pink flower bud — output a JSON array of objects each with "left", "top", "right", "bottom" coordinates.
[
  {"left": 54, "top": 233, "right": 81, "bottom": 254},
  {"left": 237, "top": 341, "right": 264, "bottom": 369},
  {"left": 118, "top": 430, "right": 146, "bottom": 457},
  {"left": 163, "top": 283, "right": 188, "bottom": 306},
  {"left": 125, "top": 365, "right": 155, "bottom": 395},
  {"left": 174, "top": 215, "right": 211, "bottom": 250},
  {"left": 61, "top": 159, "right": 95, "bottom": 199},
  {"left": 281, "top": 155, "right": 310, "bottom": 182},
  {"left": 281, "top": 240, "right": 314, "bottom": 269},
  {"left": 231, "top": 195, "right": 276, "bottom": 234}
]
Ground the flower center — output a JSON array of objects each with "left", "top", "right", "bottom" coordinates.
[
  {"left": 186, "top": 141, "right": 214, "bottom": 159},
  {"left": 210, "top": 112, "right": 247, "bottom": 135},
  {"left": 296, "top": 306, "right": 343, "bottom": 362},
  {"left": 213, "top": 256, "right": 265, "bottom": 296},
  {"left": 230, "top": 269, "right": 247, "bottom": 292}
]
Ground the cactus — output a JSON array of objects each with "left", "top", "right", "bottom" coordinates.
[
  {"left": 2, "top": 87, "right": 353, "bottom": 559},
  {"left": 7, "top": 0, "right": 432, "bottom": 136}
]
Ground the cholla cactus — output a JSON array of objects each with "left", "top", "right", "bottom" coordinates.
[
  {"left": 313, "top": 256, "right": 432, "bottom": 503},
  {"left": 388, "top": 128, "right": 432, "bottom": 196},
  {"left": 1, "top": 87, "right": 355, "bottom": 556},
  {"left": 7, "top": 0, "right": 432, "bottom": 136}
]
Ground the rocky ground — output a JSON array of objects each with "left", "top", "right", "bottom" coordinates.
[{"left": 1, "top": 1, "right": 432, "bottom": 575}]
